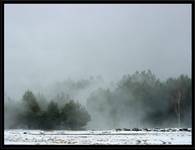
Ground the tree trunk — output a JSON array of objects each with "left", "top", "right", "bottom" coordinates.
[{"left": 177, "top": 91, "right": 181, "bottom": 128}]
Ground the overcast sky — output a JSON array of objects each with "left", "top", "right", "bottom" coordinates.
[{"left": 5, "top": 4, "right": 191, "bottom": 99}]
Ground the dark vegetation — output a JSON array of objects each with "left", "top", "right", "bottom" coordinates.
[
  {"left": 5, "top": 70, "right": 192, "bottom": 129},
  {"left": 5, "top": 91, "right": 90, "bottom": 130},
  {"left": 86, "top": 70, "right": 192, "bottom": 128}
]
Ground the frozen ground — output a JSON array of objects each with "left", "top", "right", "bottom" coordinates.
[{"left": 4, "top": 128, "right": 191, "bottom": 145}]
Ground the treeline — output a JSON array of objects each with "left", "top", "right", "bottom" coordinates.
[
  {"left": 5, "top": 90, "right": 90, "bottom": 130},
  {"left": 5, "top": 70, "right": 192, "bottom": 130},
  {"left": 86, "top": 70, "right": 192, "bottom": 129}
]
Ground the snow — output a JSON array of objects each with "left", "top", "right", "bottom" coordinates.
[{"left": 4, "top": 129, "right": 191, "bottom": 145}]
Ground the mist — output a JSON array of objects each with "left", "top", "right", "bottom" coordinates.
[{"left": 4, "top": 4, "right": 191, "bottom": 130}]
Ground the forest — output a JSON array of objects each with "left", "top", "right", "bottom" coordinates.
[{"left": 5, "top": 70, "right": 192, "bottom": 130}]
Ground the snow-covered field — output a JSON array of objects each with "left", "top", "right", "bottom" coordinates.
[{"left": 4, "top": 128, "right": 191, "bottom": 145}]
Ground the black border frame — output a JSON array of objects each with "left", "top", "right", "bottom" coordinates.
[{"left": 0, "top": 0, "right": 194, "bottom": 149}]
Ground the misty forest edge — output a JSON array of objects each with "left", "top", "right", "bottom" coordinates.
[{"left": 5, "top": 70, "right": 192, "bottom": 130}]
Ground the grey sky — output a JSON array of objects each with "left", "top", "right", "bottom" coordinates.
[{"left": 5, "top": 4, "right": 191, "bottom": 99}]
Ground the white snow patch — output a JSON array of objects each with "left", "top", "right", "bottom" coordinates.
[{"left": 4, "top": 129, "right": 191, "bottom": 145}]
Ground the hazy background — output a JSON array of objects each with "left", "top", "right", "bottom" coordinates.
[{"left": 5, "top": 4, "right": 191, "bottom": 100}]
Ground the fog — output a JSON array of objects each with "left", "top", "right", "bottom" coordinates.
[
  {"left": 5, "top": 4, "right": 191, "bottom": 99},
  {"left": 4, "top": 4, "right": 192, "bottom": 129}
]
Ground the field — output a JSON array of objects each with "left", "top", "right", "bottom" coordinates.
[{"left": 4, "top": 128, "right": 191, "bottom": 145}]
